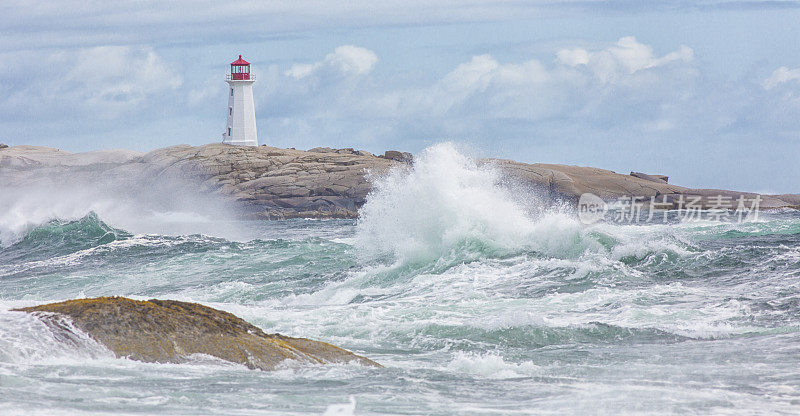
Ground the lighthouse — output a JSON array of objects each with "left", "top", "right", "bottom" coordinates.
[{"left": 222, "top": 55, "right": 258, "bottom": 146}]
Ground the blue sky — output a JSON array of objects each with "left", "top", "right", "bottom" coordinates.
[{"left": 1, "top": 1, "right": 799, "bottom": 192}]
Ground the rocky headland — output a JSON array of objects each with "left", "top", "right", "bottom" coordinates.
[
  {"left": 1, "top": 143, "right": 798, "bottom": 218},
  {"left": 14, "top": 297, "right": 380, "bottom": 370}
]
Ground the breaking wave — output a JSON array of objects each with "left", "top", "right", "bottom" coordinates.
[
  {"left": 0, "top": 306, "right": 112, "bottom": 364},
  {"left": 0, "top": 212, "right": 131, "bottom": 264},
  {"left": 0, "top": 173, "right": 252, "bottom": 247},
  {"left": 353, "top": 142, "right": 701, "bottom": 274},
  {"left": 355, "top": 143, "right": 586, "bottom": 264}
]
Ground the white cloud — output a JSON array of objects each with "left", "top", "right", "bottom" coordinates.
[
  {"left": 763, "top": 66, "right": 800, "bottom": 89},
  {"left": 556, "top": 48, "right": 590, "bottom": 67},
  {"left": 285, "top": 64, "right": 316, "bottom": 80},
  {"left": 0, "top": 46, "right": 181, "bottom": 120},
  {"left": 259, "top": 38, "right": 700, "bottom": 148},
  {"left": 557, "top": 36, "right": 694, "bottom": 82},
  {"left": 441, "top": 55, "right": 500, "bottom": 90},
  {"left": 286, "top": 45, "right": 378, "bottom": 79},
  {"left": 188, "top": 77, "right": 224, "bottom": 107},
  {"left": 53, "top": 46, "right": 182, "bottom": 108},
  {"left": 325, "top": 45, "right": 379, "bottom": 76},
  {"left": 359, "top": 37, "right": 697, "bottom": 123},
  {"left": 275, "top": 46, "right": 379, "bottom": 112}
]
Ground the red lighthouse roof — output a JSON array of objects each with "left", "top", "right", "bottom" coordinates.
[{"left": 231, "top": 55, "right": 249, "bottom": 65}]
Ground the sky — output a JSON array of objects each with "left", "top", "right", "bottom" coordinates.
[{"left": 1, "top": 0, "right": 799, "bottom": 193}]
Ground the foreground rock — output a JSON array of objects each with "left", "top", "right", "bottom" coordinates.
[
  {"left": 1, "top": 143, "right": 798, "bottom": 216},
  {"left": 14, "top": 297, "right": 380, "bottom": 370}
]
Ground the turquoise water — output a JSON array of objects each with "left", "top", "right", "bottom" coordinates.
[{"left": 1, "top": 144, "right": 799, "bottom": 415}]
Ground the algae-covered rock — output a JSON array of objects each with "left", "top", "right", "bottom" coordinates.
[{"left": 14, "top": 297, "right": 380, "bottom": 370}]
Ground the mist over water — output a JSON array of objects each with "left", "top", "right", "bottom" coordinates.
[
  {"left": 0, "top": 172, "right": 253, "bottom": 246},
  {"left": 1, "top": 143, "right": 800, "bottom": 415}
]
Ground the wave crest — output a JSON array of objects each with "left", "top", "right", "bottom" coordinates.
[
  {"left": 356, "top": 143, "right": 541, "bottom": 263},
  {"left": 0, "top": 212, "right": 131, "bottom": 263}
]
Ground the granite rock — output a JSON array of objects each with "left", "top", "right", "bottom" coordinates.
[
  {"left": 380, "top": 150, "right": 413, "bottom": 163},
  {"left": 1, "top": 143, "right": 798, "bottom": 216},
  {"left": 630, "top": 172, "right": 669, "bottom": 184},
  {"left": 14, "top": 297, "right": 380, "bottom": 370}
]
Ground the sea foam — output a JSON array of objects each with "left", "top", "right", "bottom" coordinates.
[
  {"left": 355, "top": 142, "right": 583, "bottom": 264},
  {"left": 354, "top": 142, "right": 682, "bottom": 273}
]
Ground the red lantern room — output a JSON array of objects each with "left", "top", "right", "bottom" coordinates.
[{"left": 230, "top": 54, "right": 250, "bottom": 80}]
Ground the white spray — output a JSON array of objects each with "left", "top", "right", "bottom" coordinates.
[{"left": 355, "top": 142, "right": 589, "bottom": 265}]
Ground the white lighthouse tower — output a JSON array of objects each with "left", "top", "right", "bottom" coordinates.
[{"left": 222, "top": 55, "right": 258, "bottom": 146}]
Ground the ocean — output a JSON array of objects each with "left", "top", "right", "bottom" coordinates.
[{"left": 1, "top": 144, "right": 799, "bottom": 415}]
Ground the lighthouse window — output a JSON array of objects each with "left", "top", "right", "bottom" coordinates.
[
  {"left": 230, "top": 88, "right": 234, "bottom": 96},
  {"left": 229, "top": 107, "right": 232, "bottom": 115},
  {"left": 228, "top": 127, "right": 231, "bottom": 135}
]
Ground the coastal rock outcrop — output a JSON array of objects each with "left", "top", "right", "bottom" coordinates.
[
  {"left": 630, "top": 172, "right": 669, "bottom": 184},
  {"left": 490, "top": 159, "right": 800, "bottom": 210},
  {"left": 380, "top": 150, "right": 413, "bottom": 163},
  {"left": 1, "top": 143, "right": 798, "bottom": 216},
  {"left": 14, "top": 297, "right": 380, "bottom": 370},
  {"left": 134, "top": 144, "right": 398, "bottom": 219}
]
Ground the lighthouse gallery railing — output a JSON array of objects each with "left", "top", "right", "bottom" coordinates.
[{"left": 226, "top": 74, "right": 256, "bottom": 81}]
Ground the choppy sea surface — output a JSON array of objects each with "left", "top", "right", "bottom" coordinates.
[{"left": 1, "top": 144, "right": 799, "bottom": 415}]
